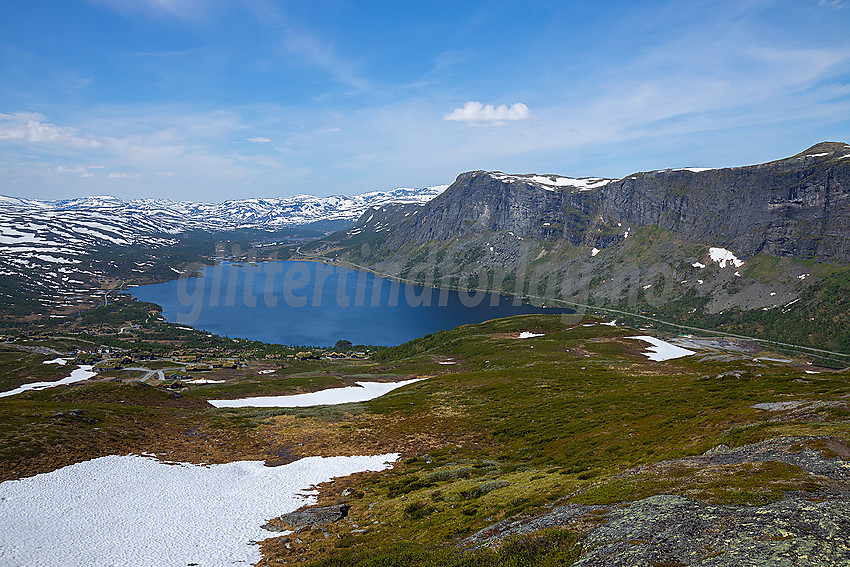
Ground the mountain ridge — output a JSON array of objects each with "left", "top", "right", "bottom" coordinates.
[{"left": 304, "top": 142, "right": 850, "bottom": 352}]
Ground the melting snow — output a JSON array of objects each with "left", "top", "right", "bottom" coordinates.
[
  {"left": 490, "top": 173, "right": 614, "bottom": 191},
  {"left": 692, "top": 262, "right": 705, "bottom": 269},
  {"left": 208, "top": 379, "right": 423, "bottom": 408},
  {"left": 0, "top": 453, "right": 397, "bottom": 567},
  {"left": 42, "top": 358, "right": 68, "bottom": 365},
  {"left": 628, "top": 336, "right": 696, "bottom": 362},
  {"left": 591, "top": 247, "right": 600, "bottom": 257},
  {"left": 0, "top": 365, "right": 97, "bottom": 398},
  {"left": 708, "top": 247, "right": 744, "bottom": 268},
  {"left": 518, "top": 331, "right": 544, "bottom": 339}
]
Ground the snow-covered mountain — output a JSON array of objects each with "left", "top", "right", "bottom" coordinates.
[
  {"left": 2, "top": 185, "right": 448, "bottom": 229},
  {"left": 0, "top": 185, "right": 447, "bottom": 312}
]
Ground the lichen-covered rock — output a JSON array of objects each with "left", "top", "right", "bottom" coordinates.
[
  {"left": 262, "top": 504, "right": 350, "bottom": 532},
  {"left": 464, "top": 436, "right": 850, "bottom": 566},
  {"left": 575, "top": 494, "right": 850, "bottom": 566}
]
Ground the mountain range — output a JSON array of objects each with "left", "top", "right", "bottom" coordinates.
[{"left": 0, "top": 185, "right": 446, "bottom": 315}]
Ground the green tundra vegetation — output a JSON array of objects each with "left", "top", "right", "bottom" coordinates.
[{"left": 1, "top": 312, "right": 847, "bottom": 565}]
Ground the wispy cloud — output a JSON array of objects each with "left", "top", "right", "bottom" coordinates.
[
  {"left": 107, "top": 172, "right": 141, "bottom": 178},
  {"left": 243, "top": 0, "right": 371, "bottom": 92},
  {"left": 245, "top": 137, "right": 272, "bottom": 143},
  {"left": 56, "top": 165, "right": 88, "bottom": 175},
  {"left": 443, "top": 102, "right": 532, "bottom": 123},
  {"left": 0, "top": 112, "right": 102, "bottom": 149}
]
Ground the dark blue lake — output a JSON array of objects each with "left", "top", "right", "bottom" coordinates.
[{"left": 129, "top": 261, "right": 571, "bottom": 346}]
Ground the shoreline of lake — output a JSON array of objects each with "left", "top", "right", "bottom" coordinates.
[{"left": 129, "top": 259, "right": 573, "bottom": 347}]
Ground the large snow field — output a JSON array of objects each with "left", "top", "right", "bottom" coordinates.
[
  {"left": 628, "top": 336, "right": 696, "bottom": 361},
  {"left": 0, "top": 453, "right": 398, "bottom": 566},
  {"left": 208, "top": 378, "right": 423, "bottom": 408}
]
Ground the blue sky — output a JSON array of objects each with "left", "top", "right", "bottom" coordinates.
[{"left": 1, "top": 0, "right": 849, "bottom": 202}]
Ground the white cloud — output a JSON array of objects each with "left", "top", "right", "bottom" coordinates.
[
  {"left": 56, "top": 166, "right": 88, "bottom": 175},
  {"left": 56, "top": 165, "right": 102, "bottom": 177},
  {"left": 443, "top": 102, "right": 532, "bottom": 123},
  {"left": 245, "top": 137, "right": 272, "bottom": 143},
  {"left": 0, "top": 112, "right": 101, "bottom": 149},
  {"left": 818, "top": 0, "right": 844, "bottom": 8},
  {"left": 107, "top": 172, "right": 141, "bottom": 178}
]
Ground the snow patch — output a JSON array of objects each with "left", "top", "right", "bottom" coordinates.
[
  {"left": 591, "top": 247, "right": 600, "bottom": 257},
  {"left": 0, "top": 453, "right": 397, "bottom": 567},
  {"left": 208, "top": 379, "right": 423, "bottom": 408},
  {"left": 627, "top": 336, "right": 696, "bottom": 362},
  {"left": 0, "top": 365, "right": 97, "bottom": 398},
  {"left": 518, "top": 331, "right": 544, "bottom": 339},
  {"left": 490, "top": 172, "right": 614, "bottom": 191},
  {"left": 708, "top": 247, "right": 744, "bottom": 268},
  {"left": 692, "top": 262, "right": 706, "bottom": 269}
]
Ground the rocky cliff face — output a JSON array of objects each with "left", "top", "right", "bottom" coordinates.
[
  {"left": 383, "top": 142, "right": 850, "bottom": 263},
  {"left": 603, "top": 142, "right": 850, "bottom": 262}
]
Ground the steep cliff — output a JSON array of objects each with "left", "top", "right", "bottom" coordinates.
[
  {"left": 304, "top": 143, "right": 850, "bottom": 353},
  {"left": 602, "top": 142, "right": 850, "bottom": 262},
  {"left": 381, "top": 142, "right": 850, "bottom": 263}
]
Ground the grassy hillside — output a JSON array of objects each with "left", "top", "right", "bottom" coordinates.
[{"left": 2, "top": 314, "right": 847, "bottom": 564}]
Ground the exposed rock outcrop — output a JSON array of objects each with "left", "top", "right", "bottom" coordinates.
[
  {"left": 263, "top": 504, "right": 351, "bottom": 532},
  {"left": 464, "top": 436, "right": 850, "bottom": 566},
  {"left": 369, "top": 142, "right": 850, "bottom": 263}
]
